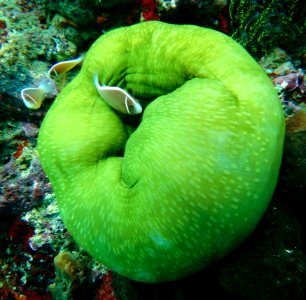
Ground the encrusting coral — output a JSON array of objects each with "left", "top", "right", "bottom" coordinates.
[{"left": 38, "top": 21, "right": 285, "bottom": 282}]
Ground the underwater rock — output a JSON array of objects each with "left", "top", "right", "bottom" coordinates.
[
  {"left": 259, "top": 48, "right": 306, "bottom": 117},
  {"left": 49, "top": 251, "right": 87, "bottom": 300},
  {"left": 49, "top": 250, "right": 121, "bottom": 300},
  {"left": 0, "top": 118, "right": 53, "bottom": 216},
  {"left": 0, "top": 143, "right": 51, "bottom": 215},
  {"left": 1, "top": 0, "right": 306, "bottom": 297},
  {"left": 48, "top": 0, "right": 135, "bottom": 27},
  {"left": 157, "top": 0, "right": 228, "bottom": 29},
  {"left": 0, "top": 189, "right": 75, "bottom": 299},
  {"left": 0, "top": 1, "right": 78, "bottom": 103},
  {"left": 259, "top": 48, "right": 293, "bottom": 73},
  {"left": 286, "top": 107, "right": 306, "bottom": 133},
  {"left": 47, "top": 0, "right": 96, "bottom": 27},
  {"left": 0, "top": 217, "right": 54, "bottom": 299},
  {"left": 219, "top": 203, "right": 306, "bottom": 300},
  {"left": 278, "top": 107, "right": 306, "bottom": 217}
]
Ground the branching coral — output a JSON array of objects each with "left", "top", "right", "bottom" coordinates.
[{"left": 229, "top": 0, "right": 306, "bottom": 57}]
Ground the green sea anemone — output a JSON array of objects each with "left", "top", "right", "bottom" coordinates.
[{"left": 38, "top": 21, "right": 284, "bottom": 282}]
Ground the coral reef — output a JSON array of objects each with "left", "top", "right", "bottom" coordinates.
[
  {"left": 0, "top": 152, "right": 49, "bottom": 215},
  {"left": 0, "top": 118, "right": 71, "bottom": 298},
  {"left": 229, "top": 0, "right": 306, "bottom": 58},
  {"left": 0, "top": 121, "right": 51, "bottom": 214},
  {"left": 51, "top": 250, "right": 135, "bottom": 299},
  {"left": 0, "top": 217, "right": 54, "bottom": 299},
  {"left": 49, "top": 251, "right": 88, "bottom": 300},
  {"left": 157, "top": 0, "right": 228, "bottom": 29},
  {"left": 0, "top": 0, "right": 78, "bottom": 101},
  {"left": 1, "top": 0, "right": 306, "bottom": 298},
  {"left": 0, "top": 116, "right": 129, "bottom": 298},
  {"left": 49, "top": 251, "right": 130, "bottom": 300},
  {"left": 0, "top": 0, "right": 229, "bottom": 117},
  {"left": 47, "top": 0, "right": 138, "bottom": 31},
  {"left": 0, "top": 166, "right": 111, "bottom": 299},
  {"left": 259, "top": 48, "right": 306, "bottom": 117}
]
